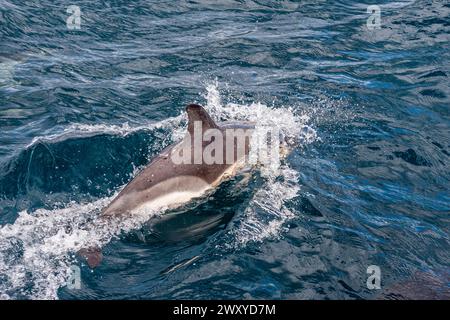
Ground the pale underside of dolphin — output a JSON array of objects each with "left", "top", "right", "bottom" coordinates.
[{"left": 79, "top": 104, "right": 255, "bottom": 267}]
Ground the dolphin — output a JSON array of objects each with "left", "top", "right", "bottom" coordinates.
[
  {"left": 102, "top": 104, "right": 255, "bottom": 216},
  {"left": 79, "top": 104, "right": 258, "bottom": 267}
]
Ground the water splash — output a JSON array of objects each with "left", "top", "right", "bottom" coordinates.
[
  {"left": 226, "top": 166, "right": 301, "bottom": 248},
  {"left": 201, "top": 83, "right": 317, "bottom": 246},
  {"left": 0, "top": 192, "right": 168, "bottom": 299},
  {"left": 0, "top": 197, "right": 111, "bottom": 299}
]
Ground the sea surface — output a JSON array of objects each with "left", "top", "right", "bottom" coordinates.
[{"left": 0, "top": 0, "right": 449, "bottom": 299}]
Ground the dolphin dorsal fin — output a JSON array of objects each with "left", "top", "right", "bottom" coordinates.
[{"left": 186, "top": 104, "right": 218, "bottom": 134}]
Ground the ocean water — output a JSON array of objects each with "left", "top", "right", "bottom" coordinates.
[{"left": 0, "top": 0, "right": 449, "bottom": 300}]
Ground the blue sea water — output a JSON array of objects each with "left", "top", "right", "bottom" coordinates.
[{"left": 0, "top": 0, "right": 449, "bottom": 299}]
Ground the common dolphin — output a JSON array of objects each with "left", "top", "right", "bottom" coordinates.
[
  {"left": 102, "top": 104, "right": 255, "bottom": 216},
  {"left": 79, "top": 104, "right": 261, "bottom": 267}
]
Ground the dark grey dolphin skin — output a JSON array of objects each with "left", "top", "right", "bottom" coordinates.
[{"left": 79, "top": 104, "right": 254, "bottom": 267}]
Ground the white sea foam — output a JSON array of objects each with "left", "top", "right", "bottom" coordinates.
[
  {"left": 0, "top": 194, "right": 164, "bottom": 299},
  {"left": 0, "top": 82, "right": 318, "bottom": 299}
]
